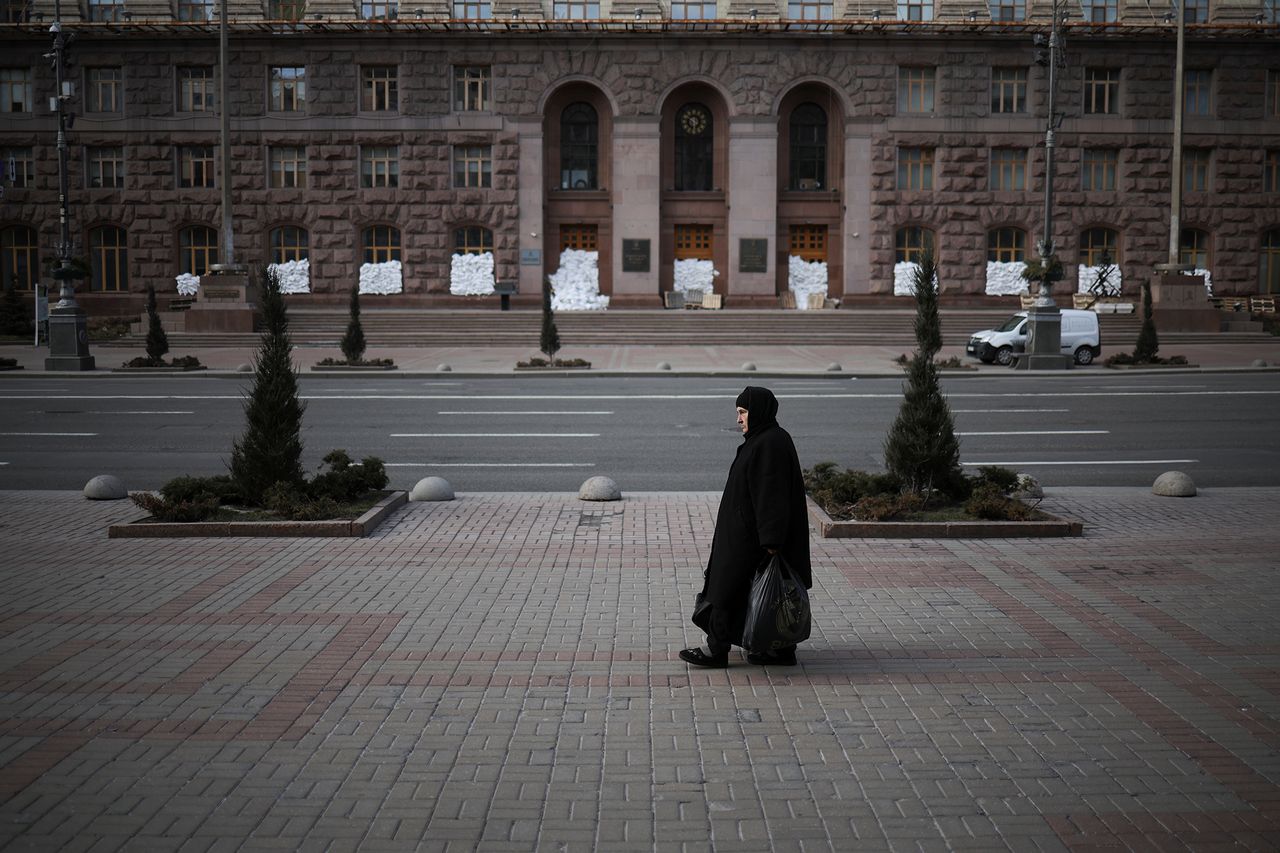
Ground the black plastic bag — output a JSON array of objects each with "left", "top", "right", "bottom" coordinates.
[{"left": 741, "top": 553, "right": 811, "bottom": 653}]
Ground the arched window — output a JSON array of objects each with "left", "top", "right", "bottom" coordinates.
[
  {"left": 89, "top": 225, "right": 128, "bottom": 291},
  {"left": 895, "top": 226, "right": 935, "bottom": 263},
  {"left": 179, "top": 225, "right": 218, "bottom": 276},
  {"left": 674, "top": 103, "right": 713, "bottom": 192},
  {"left": 1079, "top": 227, "right": 1119, "bottom": 266},
  {"left": 270, "top": 225, "right": 309, "bottom": 264},
  {"left": 1262, "top": 229, "right": 1280, "bottom": 294},
  {"left": 1179, "top": 228, "right": 1210, "bottom": 269},
  {"left": 789, "top": 102, "right": 827, "bottom": 190},
  {"left": 0, "top": 225, "right": 38, "bottom": 290},
  {"left": 560, "top": 102, "right": 598, "bottom": 190},
  {"left": 987, "top": 227, "right": 1026, "bottom": 262},
  {"left": 362, "top": 224, "right": 401, "bottom": 264},
  {"left": 453, "top": 225, "right": 494, "bottom": 255}
]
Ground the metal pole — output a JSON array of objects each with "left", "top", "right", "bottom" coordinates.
[
  {"left": 51, "top": 0, "right": 76, "bottom": 309},
  {"left": 1036, "top": 0, "right": 1059, "bottom": 306},
  {"left": 1167, "top": 0, "right": 1186, "bottom": 266},
  {"left": 218, "top": 0, "right": 234, "bottom": 267}
]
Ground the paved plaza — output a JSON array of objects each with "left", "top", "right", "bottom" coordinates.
[{"left": 1, "top": 487, "right": 1278, "bottom": 851}]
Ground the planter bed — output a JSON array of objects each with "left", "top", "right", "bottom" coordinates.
[
  {"left": 108, "top": 490, "right": 407, "bottom": 539},
  {"left": 310, "top": 363, "right": 399, "bottom": 371},
  {"left": 807, "top": 497, "right": 1083, "bottom": 539},
  {"left": 110, "top": 365, "right": 207, "bottom": 373}
]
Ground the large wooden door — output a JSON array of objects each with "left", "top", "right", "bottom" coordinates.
[
  {"left": 560, "top": 224, "right": 599, "bottom": 252},
  {"left": 789, "top": 224, "right": 827, "bottom": 261},
  {"left": 674, "top": 224, "right": 714, "bottom": 260}
]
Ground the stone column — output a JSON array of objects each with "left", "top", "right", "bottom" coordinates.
[
  {"left": 843, "top": 128, "right": 873, "bottom": 296},
  {"left": 726, "top": 116, "right": 778, "bottom": 302},
  {"left": 515, "top": 118, "right": 545, "bottom": 296},
  {"left": 610, "top": 116, "right": 661, "bottom": 301}
]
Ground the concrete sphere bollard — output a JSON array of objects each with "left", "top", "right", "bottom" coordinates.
[
  {"left": 1252, "top": 359, "right": 1268, "bottom": 368},
  {"left": 236, "top": 364, "right": 252, "bottom": 372},
  {"left": 741, "top": 362, "right": 757, "bottom": 372},
  {"left": 84, "top": 474, "right": 127, "bottom": 500},
  {"left": 410, "top": 476, "right": 455, "bottom": 502},
  {"left": 437, "top": 364, "right": 453, "bottom": 372},
  {"left": 578, "top": 476, "right": 621, "bottom": 501},
  {"left": 1152, "top": 471, "right": 1196, "bottom": 497},
  {"left": 656, "top": 362, "right": 672, "bottom": 371},
  {"left": 826, "top": 362, "right": 842, "bottom": 372}
]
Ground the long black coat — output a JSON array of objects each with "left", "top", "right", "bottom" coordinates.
[{"left": 695, "top": 394, "right": 811, "bottom": 644}]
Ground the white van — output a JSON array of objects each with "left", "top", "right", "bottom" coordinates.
[{"left": 966, "top": 309, "right": 1102, "bottom": 366}]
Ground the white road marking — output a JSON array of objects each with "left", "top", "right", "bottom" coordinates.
[
  {"left": 963, "top": 459, "right": 1198, "bottom": 466},
  {"left": 386, "top": 462, "right": 595, "bottom": 468},
  {"left": 437, "top": 411, "right": 614, "bottom": 416},
  {"left": 0, "top": 431, "right": 98, "bottom": 436},
  {"left": 952, "top": 408, "right": 1070, "bottom": 413},
  {"left": 390, "top": 433, "right": 601, "bottom": 438},
  {"left": 85, "top": 410, "right": 195, "bottom": 415},
  {"left": 0, "top": 390, "right": 1274, "bottom": 401},
  {"left": 957, "top": 430, "right": 1109, "bottom": 436}
]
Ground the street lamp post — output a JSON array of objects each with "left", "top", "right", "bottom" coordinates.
[
  {"left": 1155, "top": 1, "right": 1194, "bottom": 278},
  {"left": 44, "top": 0, "right": 95, "bottom": 370}
]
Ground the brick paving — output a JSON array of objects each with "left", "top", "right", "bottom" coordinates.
[{"left": 1, "top": 487, "right": 1278, "bottom": 851}]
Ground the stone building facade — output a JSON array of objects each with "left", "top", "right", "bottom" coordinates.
[{"left": 1, "top": 0, "right": 1278, "bottom": 311}]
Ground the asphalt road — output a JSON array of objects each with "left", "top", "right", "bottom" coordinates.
[{"left": 1, "top": 371, "right": 1278, "bottom": 492}]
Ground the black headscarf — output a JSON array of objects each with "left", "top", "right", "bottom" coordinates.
[{"left": 735, "top": 386, "right": 779, "bottom": 437}]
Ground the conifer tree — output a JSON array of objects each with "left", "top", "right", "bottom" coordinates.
[
  {"left": 540, "top": 276, "right": 561, "bottom": 361},
  {"left": 340, "top": 284, "right": 366, "bottom": 364},
  {"left": 0, "top": 278, "right": 32, "bottom": 337},
  {"left": 229, "top": 267, "right": 305, "bottom": 503},
  {"left": 883, "top": 253, "right": 963, "bottom": 496},
  {"left": 1133, "top": 280, "right": 1160, "bottom": 362},
  {"left": 144, "top": 284, "right": 169, "bottom": 364}
]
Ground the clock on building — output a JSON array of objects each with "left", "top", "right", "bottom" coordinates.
[{"left": 680, "top": 106, "right": 709, "bottom": 136}]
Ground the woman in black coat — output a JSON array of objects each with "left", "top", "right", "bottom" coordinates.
[{"left": 681, "top": 386, "right": 812, "bottom": 668}]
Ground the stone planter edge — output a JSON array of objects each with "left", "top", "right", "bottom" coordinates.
[
  {"left": 806, "top": 496, "right": 1084, "bottom": 539},
  {"left": 108, "top": 490, "right": 408, "bottom": 539}
]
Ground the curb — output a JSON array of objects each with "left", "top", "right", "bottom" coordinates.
[
  {"left": 107, "top": 490, "right": 408, "bottom": 539},
  {"left": 806, "top": 497, "right": 1084, "bottom": 539}
]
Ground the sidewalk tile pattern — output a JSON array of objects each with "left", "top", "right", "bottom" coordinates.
[{"left": 1, "top": 488, "right": 1278, "bottom": 851}]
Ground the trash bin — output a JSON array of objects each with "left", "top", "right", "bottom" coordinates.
[{"left": 494, "top": 280, "right": 517, "bottom": 311}]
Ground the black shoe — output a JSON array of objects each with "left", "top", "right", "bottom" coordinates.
[
  {"left": 746, "top": 649, "right": 798, "bottom": 666},
  {"left": 679, "top": 647, "right": 728, "bottom": 668}
]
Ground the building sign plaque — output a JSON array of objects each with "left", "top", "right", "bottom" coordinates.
[
  {"left": 622, "top": 239, "right": 651, "bottom": 273},
  {"left": 739, "top": 239, "right": 768, "bottom": 273},
  {"left": 520, "top": 249, "right": 542, "bottom": 266}
]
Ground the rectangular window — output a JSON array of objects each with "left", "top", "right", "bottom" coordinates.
[
  {"left": 2, "top": 147, "right": 34, "bottom": 187},
  {"left": 361, "top": 66, "right": 398, "bottom": 112},
  {"left": 269, "top": 0, "right": 306, "bottom": 19},
  {"left": 87, "top": 146, "right": 125, "bottom": 189},
  {"left": 269, "top": 66, "right": 306, "bottom": 112},
  {"left": 990, "top": 68, "right": 1027, "bottom": 114},
  {"left": 452, "top": 0, "right": 490, "bottom": 17},
  {"left": 1082, "top": 148, "right": 1117, "bottom": 191},
  {"left": 360, "top": 0, "right": 397, "bottom": 17},
  {"left": 269, "top": 146, "right": 307, "bottom": 188},
  {"left": 897, "top": 146, "right": 934, "bottom": 191},
  {"left": 1268, "top": 70, "right": 1280, "bottom": 118},
  {"left": 1084, "top": 68, "right": 1120, "bottom": 115},
  {"left": 1181, "top": 0, "right": 1208, "bottom": 22},
  {"left": 897, "top": 67, "right": 935, "bottom": 114},
  {"left": 86, "top": 67, "right": 122, "bottom": 113},
  {"left": 1183, "top": 148, "right": 1210, "bottom": 192},
  {"left": 990, "top": 148, "right": 1027, "bottom": 190},
  {"left": 1081, "top": 0, "right": 1116, "bottom": 21},
  {"left": 553, "top": 0, "right": 600, "bottom": 16},
  {"left": 178, "top": 67, "right": 216, "bottom": 112},
  {"left": 360, "top": 145, "right": 399, "bottom": 188},
  {"left": 671, "top": 0, "right": 716, "bottom": 17},
  {"left": 896, "top": 0, "right": 933, "bottom": 19},
  {"left": 0, "top": 68, "right": 32, "bottom": 113},
  {"left": 788, "top": 0, "right": 834, "bottom": 19},
  {"left": 178, "top": 145, "right": 216, "bottom": 188},
  {"left": 85, "top": 0, "right": 124, "bottom": 21},
  {"left": 1265, "top": 150, "right": 1279, "bottom": 193},
  {"left": 452, "top": 145, "right": 492, "bottom": 188},
  {"left": 1184, "top": 69, "right": 1212, "bottom": 116},
  {"left": 453, "top": 66, "right": 490, "bottom": 112},
  {"left": 175, "top": 0, "right": 214, "bottom": 19},
  {"left": 988, "top": 0, "right": 1024, "bottom": 20}
]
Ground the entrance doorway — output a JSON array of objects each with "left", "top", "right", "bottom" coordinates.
[
  {"left": 560, "top": 224, "right": 599, "bottom": 252},
  {"left": 789, "top": 224, "right": 827, "bottom": 261},
  {"left": 675, "top": 224, "right": 714, "bottom": 260}
]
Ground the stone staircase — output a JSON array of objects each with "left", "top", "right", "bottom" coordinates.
[{"left": 103, "top": 307, "right": 1274, "bottom": 348}]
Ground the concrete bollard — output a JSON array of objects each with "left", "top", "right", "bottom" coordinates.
[
  {"left": 578, "top": 476, "right": 621, "bottom": 501},
  {"left": 84, "top": 475, "right": 127, "bottom": 500},
  {"left": 1152, "top": 471, "right": 1196, "bottom": 497},
  {"left": 410, "top": 476, "right": 455, "bottom": 501}
]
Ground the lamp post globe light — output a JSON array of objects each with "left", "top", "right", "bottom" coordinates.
[{"left": 43, "top": 0, "right": 95, "bottom": 371}]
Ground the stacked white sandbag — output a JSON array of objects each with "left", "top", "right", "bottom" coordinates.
[
  {"left": 673, "top": 259, "right": 718, "bottom": 298},
  {"left": 1077, "top": 264, "right": 1123, "bottom": 296},
  {"left": 788, "top": 255, "right": 828, "bottom": 309},
  {"left": 449, "top": 252, "right": 495, "bottom": 296},
  {"left": 1183, "top": 267, "right": 1213, "bottom": 295},
  {"left": 549, "top": 249, "right": 608, "bottom": 311},
  {"left": 360, "top": 260, "right": 403, "bottom": 295},
  {"left": 894, "top": 261, "right": 939, "bottom": 295},
  {"left": 269, "top": 259, "right": 311, "bottom": 294},
  {"left": 985, "top": 261, "right": 1029, "bottom": 296},
  {"left": 175, "top": 273, "right": 200, "bottom": 296}
]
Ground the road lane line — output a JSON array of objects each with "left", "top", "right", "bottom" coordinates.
[
  {"left": 952, "top": 408, "right": 1070, "bottom": 413},
  {"left": 436, "top": 411, "right": 614, "bottom": 416},
  {"left": 390, "top": 433, "right": 601, "bottom": 438},
  {"left": 957, "top": 430, "right": 1109, "bottom": 436},
  {"left": 962, "top": 459, "right": 1197, "bottom": 466},
  {"left": 0, "top": 432, "right": 98, "bottom": 436},
  {"left": 0, "top": 390, "right": 1276, "bottom": 401},
  {"left": 386, "top": 462, "right": 595, "bottom": 468},
  {"left": 84, "top": 410, "right": 195, "bottom": 415}
]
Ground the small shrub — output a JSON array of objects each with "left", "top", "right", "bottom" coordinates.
[
  {"left": 263, "top": 482, "right": 342, "bottom": 521},
  {"left": 972, "top": 465, "right": 1020, "bottom": 493},
  {"left": 852, "top": 491, "right": 926, "bottom": 521},
  {"left": 935, "top": 356, "right": 964, "bottom": 368},
  {"left": 130, "top": 490, "right": 220, "bottom": 522},
  {"left": 307, "top": 450, "right": 388, "bottom": 503},
  {"left": 804, "top": 463, "right": 902, "bottom": 514},
  {"left": 0, "top": 357, "right": 16, "bottom": 368},
  {"left": 87, "top": 316, "right": 133, "bottom": 340},
  {"left": 160, "top": 474, "right": 240, "bottom": 505},
  {"left": 1167, "top": 355, "right": 1188, "bottom": 365},
  {"left": 965, "top": 482, "right": 1036, "bottom": 521}
]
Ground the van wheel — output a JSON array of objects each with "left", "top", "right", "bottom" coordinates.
[
  {"left": 995, "top": 346, "right": 1014, "bottom": 366},
  {"left": 1074, "top": 346, "right": 1095, "bottom": 365}
]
